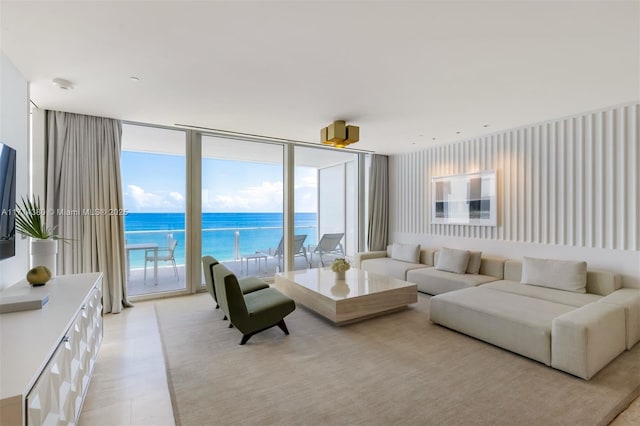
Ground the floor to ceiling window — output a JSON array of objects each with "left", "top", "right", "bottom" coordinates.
[
  {"left": 295, "top": 147, "right": 360, "bottom": 268},
  {"left": 120, "top": 124, "right": 187, "bottom": 297},
  {"left": 121, "top": 124, "right": 368, "bottom": 298},
  {"left": 200, "top": 136, "right": 287, "bottom": 285}
]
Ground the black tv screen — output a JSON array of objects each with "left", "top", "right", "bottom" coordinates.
[{"left": 0, "top": 142, "right": 16, "bottom": 260}]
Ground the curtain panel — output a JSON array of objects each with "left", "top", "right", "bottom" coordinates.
[
  {"left": 45, "top": 110, "right": 130, "bottom": 313},
  {"left": 367, "top": 154, "right": 389, "bottom": 251}
]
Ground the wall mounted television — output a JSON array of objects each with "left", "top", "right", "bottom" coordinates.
[
  {"left": 0, "top": 142, "right": 17, "bottom": 259},
  {"left": 431, "top": 170, "right": 497, "bottom": 226}
]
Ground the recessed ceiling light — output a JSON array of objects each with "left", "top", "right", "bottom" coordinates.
[
  {"left": 483, "top": 124, "right": 489, "bottom": 127},
  {"left": 456, "top": 131, "right": 461, "bottom": 134},
  {"left": 130, "top": 76, "right": 141, "bottom": 82},
  {"left": 52, "top": 78, "right": 74, "bottom": 90},
  {"left": 432, "top": 137, "right": 437, "bottom": 141}
]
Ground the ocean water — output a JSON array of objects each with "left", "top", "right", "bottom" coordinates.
[{"left": 125, "top": 212, "right": 317, "bottom": 268}]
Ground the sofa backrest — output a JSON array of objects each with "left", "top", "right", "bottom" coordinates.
[
  {"left": 479, "top": 256, "right": 506, "bottom": 279},
  {"left": 420, "top": 248, "right": 436, "bottom": 266},
  {"left": 503, "top": 259, "right": 621, "bottom": 296}
]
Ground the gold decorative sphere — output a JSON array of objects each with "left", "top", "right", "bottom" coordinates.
[{"left": 27, "top": 266, "right": 52, "bottom": 286}]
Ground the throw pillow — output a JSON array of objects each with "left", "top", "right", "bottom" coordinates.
[
  {"left": 435, "top": 247, "right": 471, "bottom": 274},
  {"left": 521, "top": 257, "right": 587, "bottom": 293},
  {"left": 466, "top": 251, "right": 482, "bottom": 274},
  {"left": 390, "top": 243, "right": 421, "bottom": 263}
]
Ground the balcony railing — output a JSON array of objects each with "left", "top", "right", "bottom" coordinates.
[{"left": 124, "top": 225, "right": 318, "bottom": 270}]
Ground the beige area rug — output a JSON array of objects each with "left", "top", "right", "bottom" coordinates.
[{"left": 155, "top": 293, "right": 640, "bottom": 426}]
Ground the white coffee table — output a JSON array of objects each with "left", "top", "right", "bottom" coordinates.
[{"left": 274, "top": 267, "right": 417, "bottom": 325}]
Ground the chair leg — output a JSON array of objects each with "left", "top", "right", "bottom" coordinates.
[
  {"left": 172, "top": 259, "right": 178, "bottom": 280},
  {"left": 228, "top": 323, "right": 233, "bottom": 328},
  {"left": 143, "top": 260, "right": 147, "bottom": 283},
  {"left": 215, "top": 304, "right": 219, "bottom": 309},
  {"left": 277, "top": 319, "right": 289, "bottom": 335},
  {"left": 223, "top": 315, "right": 227, "bottom": 320},
  {"left": 238, "top": 320, "right": 290, "bottom": 345}
]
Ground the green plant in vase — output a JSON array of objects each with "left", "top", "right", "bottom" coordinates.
[{"left": 15, "top": 196, "right": 66, "bottom": 281}]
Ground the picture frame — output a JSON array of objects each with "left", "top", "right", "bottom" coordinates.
[{"left": 431, "top": 170, "right": 497, "bottom": 226}]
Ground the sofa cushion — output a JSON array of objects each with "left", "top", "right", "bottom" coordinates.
[
  {"left": 521, "top": 257, "right": 587, "bottom": 293},
  {"left": 505, "top": 260, "right": 620, "bottom": 296},
  {"left": 407, "top": 267, "right": 497, "bottom": 295},
  {"left": 429, "top": 287, "right": 575, "bottom": 365},
  {"left": 360, "top": 257, "right": 427, "bottom": 280},
  {"left": 466, "top": 251, "right": 482, "bottom": 274},
  {"left": 391, "top": 243, "right": 420, "bottom": 263},
  {"left": 435, "top": 247, "right": 470, "bottom": 274},
  {"left": 482, "top": 280, "right": 601, "bottom": 308}
]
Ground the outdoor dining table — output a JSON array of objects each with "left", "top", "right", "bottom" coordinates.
[{"left": 125, "top": 242, "right": 159, "bottom": 285}]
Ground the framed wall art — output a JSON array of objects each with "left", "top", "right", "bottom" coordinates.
[{"left": 431, "top": 170, "right": 497, "bottom": 226}]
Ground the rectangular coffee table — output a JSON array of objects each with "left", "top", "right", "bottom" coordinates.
[{"left": 274, "top": 267, "right": 417, "bottom": 325}]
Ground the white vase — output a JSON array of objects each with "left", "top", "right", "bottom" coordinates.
[
  {"left": 335, "top": 270, "right": 345, "bottom": 280},
  {"left": 31, "top": 239, "right": 58, "bottom": 278}
]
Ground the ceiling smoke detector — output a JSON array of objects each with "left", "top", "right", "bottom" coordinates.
[{"left": 52, "top": 78, "right": 74, "bottom": 90}]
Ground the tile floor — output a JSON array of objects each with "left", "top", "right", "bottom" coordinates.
[
  {"left": 79, "top": 296, "right": 639, "bottom": 426},
  {"left": 78, "top": 300, "right": 174, "bottom": 426}
]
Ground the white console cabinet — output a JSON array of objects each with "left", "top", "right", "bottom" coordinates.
[{"left": 0, "top": 273, "right": 103, "bottom": 426}]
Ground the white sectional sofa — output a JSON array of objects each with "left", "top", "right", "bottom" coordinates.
[{"left": 430, "top": 258, "right": 640, "bottom": 380}]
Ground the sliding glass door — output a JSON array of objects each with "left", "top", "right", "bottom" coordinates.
[
  {"left": 200, "top": 136, "right": 286, "bottom": 285},
  {"left": 295, "top": 147, "right": 360, "bottom": 267},
  {"left": 120, "top": 124, "right": 187, "bottom": 297}
]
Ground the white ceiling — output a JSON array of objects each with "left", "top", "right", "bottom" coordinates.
[{"left": 1, "top": 1, "right": 638, "bottom": 154}]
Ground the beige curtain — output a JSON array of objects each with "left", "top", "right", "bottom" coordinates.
[
  {"left": 45, "top": 110, "right": 131, "bottom": 313},
  {"left": 367, "top": 154, "right": 389, "bottom": 251}
]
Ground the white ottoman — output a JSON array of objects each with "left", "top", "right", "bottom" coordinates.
[
  {"left": 551, "top": 302, "right": 625, "bottom": 380},
  {"left": 598, "top": 288, "right": 640, "bottom": 349}
]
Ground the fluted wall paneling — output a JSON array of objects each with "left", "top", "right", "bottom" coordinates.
[{"left": 389, "top": 103, "right": 639, "bottom": 251}]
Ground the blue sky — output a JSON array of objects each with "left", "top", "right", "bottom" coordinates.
[{"left": 121, "top": 151, "right": 317, "bottom": 213}]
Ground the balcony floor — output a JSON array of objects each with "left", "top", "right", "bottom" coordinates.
[{"left": 126, "top": 253, "right": 341, "bottom": 296}]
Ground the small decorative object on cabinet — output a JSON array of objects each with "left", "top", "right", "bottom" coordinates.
[{"left": 26, "top": 266, "right": 52, "bottom": 286}]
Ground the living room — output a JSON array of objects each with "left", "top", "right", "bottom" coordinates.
[{"left": 0, "top": 1, "right": 638, "bottom": 425}]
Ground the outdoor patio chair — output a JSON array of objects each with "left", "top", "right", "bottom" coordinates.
[
  {"left": 262, "top": 234, "right": 309, "bottom": 270},
  {"left": 212, "top": 263, "right": 296, "bottom": 345},
  {"left": 309, "top": 233, "right": 345, "bottom": 266},
  {"left": 202, "top": 255, "right": 269, "bottom": 311},
  {"left": 144, "top": 238, "right": 178, "bottom": 283}
]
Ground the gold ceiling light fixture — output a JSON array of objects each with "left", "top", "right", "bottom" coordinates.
[{"left": 320, "top": 120, "right": 359, "bottom": 148}]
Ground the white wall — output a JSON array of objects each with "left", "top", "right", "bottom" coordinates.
[
  {"left": 0, "top": 52, "right": 29, "bottom": 290},
  {"left": 389, "top": 103, "right": 640, "bottom": 288}
]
